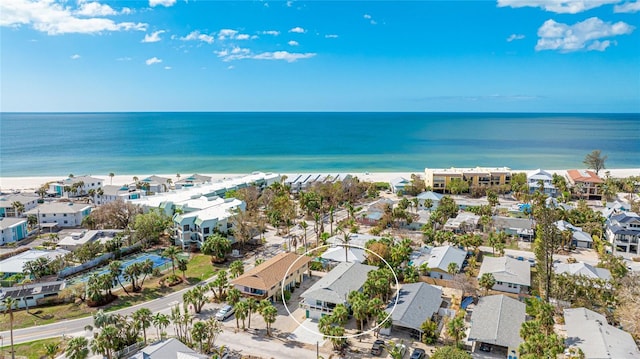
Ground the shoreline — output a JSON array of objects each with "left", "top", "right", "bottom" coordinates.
[{"left": 1, "top": 168, "right": 638, "bottom": 193}]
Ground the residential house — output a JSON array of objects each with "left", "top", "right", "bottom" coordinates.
[
  {"left": 57, "top": 229, "right": 122, "bottom": 251},
  {"left": 416, "top": 191, "right": 443, "bottom": 210},
  {"left": 554, "top": 262, "right": 611, "bottom": 281},
  {"left": 174, "top": 174, "right": 212, "bottom": 189},
  {"left": 493, "top": 216, "right": 535, "bottom": 241},
  {"left": 0, "top": 217, "right": 29, "bottom": 245},
  {"left": 379, "top": 282, "right": 443, "bottom": 337},
  {"left": 0, "top": 281, "right": 66, "bottom": 310},
  {"left": 231, "top": 252, "right": 311, "bottom": 301},
  {"left": 0, "top": 249, "right": 70, "bottom": 277},
  {"left": 300, "top": 262, "right": 376, "bottom": 319},
  {"left": 467, "top": 295, "right": 525, "bottom": 356},
  {"left": 94, "top": 185, "right": 143, "bottom": 205},
  {"left": 357, "top": 198, "right": 394, "bottom": 226},
  {"left": 0, "top": 194, "right": 40, "bottom": 217},
  {"left": 25, "top": 202, "right": 92, "bottom": 228},
  {"left": 564, "top": 307, "right": 640, "bottom": 359},
  {"left": 478, "top": 256, "right": 531, "bottom": 294},
  {"left": 321, "top": 233, "right": 383, "bottom": 264},
  {"left": 444, "top": 212, "right": 480, "bottom": 233},
  {"left": 527, "top": 169, "right": 558, "bottom": 197},
  {"left": 172, "top": 197, "right": 245, "bottom": 249},
  {"left": 389, "top": 177, "right": 411, "bottom": 194},
  {"left": 555, "top": 220, "right": 593, "bottom": 249},
  {"left": 424, "top": 167, "right": 511, "bottom": 193},
  {"left": 409, "top": 245, "right": 467, "bottom": 280},
  {"left": 48, "top": 175, "right": 103, "bottom": 197},
  {"left": 130, "top": 338, "right": 209, "bottom": 359},
  {"left": 606, "top": 212, "right": 640, "bottom": 255},
  {"left": 566, "top": 169, "right": 603, "bottom": 200},
  {"left": 141, "top": 175, "right": 172, "bottom": 194},
  {"left": 601, "top": 200, "right": 631, "bottom": 219}
]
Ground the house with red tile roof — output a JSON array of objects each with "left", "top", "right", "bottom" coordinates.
[{"left": 566, "top": 170, "right": 603, "bottom": 200}]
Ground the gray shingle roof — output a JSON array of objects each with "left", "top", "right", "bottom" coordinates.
[
  {"left": 555, "top": 262, "right": 611, "bottom": 281},
  {"left": 131, "top": 338, "right": 208, "bottom": 359},
  {"left": 564, "top": 307, "right": 640, "bottom": 359},
  {"left": 301, "top": 262, "right": 376, "bottom": 304},
  {"left": 478, "top": 256, "right": 531, "bottom": 287},
  {"left": 385, "top": 282, "right": 442, "bottom": 331},
  {"left": 468, "top": 295, "right": 526, "bottom": 350}
]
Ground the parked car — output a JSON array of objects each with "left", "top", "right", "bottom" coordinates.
[
  {"left": 215, "top": 304, "right": 235, "bottom": 321},
  {"left": 371, "top": 339, "right": 385, "bottom": 356},
  {"left": 395, "top": 343, "right": 407, "bottom": 358},
  {"left": 409, "top": 348, "right": 426, "bottom": 359}
]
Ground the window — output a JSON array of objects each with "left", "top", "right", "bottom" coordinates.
[
  {"left": 64, "top": 221, "right": 68, "bottom": 224},
  {"left": 203, "top": 227, "right": 210, "bottom": 234},
  {"left": 63, "top": 214, "right": 67, "bottom": 217},
  {"left": 183, "top": 224, "right": 189, "bottom": 231}
]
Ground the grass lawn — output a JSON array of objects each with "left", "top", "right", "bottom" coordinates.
[
  {"left": 1, "top": 337, "right": 66, "bottom": 359},
  {"left": 1, "top": 253, "right": 222, "bottom": 331}
]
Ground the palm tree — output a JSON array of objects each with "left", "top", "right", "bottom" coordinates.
[
  {"left": 201, "top": 234, "right": 232, "bottom": 263},
  {"left": 234, "top": 300, "right": 249, "bottom": 329},
  {"left": 162, "top": 246, "right": 181, "bottom": 277},
  {"left": 260, "top": 302, "right": 278, "bottom": 336},
  {"left": 65, "top": 337, "right": 89, "bottom": 359},
  {"left": 11, "top": 201, "right": 24, "bottom": 217},
  {"left": 479, "top": 273, "right": 496, "bottom": 296},
  {"left": 109, "top": 172, "right": 115, "bottom": 185},
  {"left": 152, "top": 312, "right": 170, "bottom": 340},
  {"left": 133, "top": 307, "right": 153, "bottom": 344},
  {"left": 246, "top": 297, "right": 258, "bottom": 329},
  {"left": 447, "top": 262, "right": 459, "bottom": 277},
  {"left": 229, "top": 260, "right": 244, "bottom": 278},
  {"left": 226, "top": 287, "right": 242, "bottom": 306},
  {"left": 2, "top": 297, "right": 18, "bottom": 359},
  {"left": 44, "top": 342, "right": 59, "bottom": 359},
  {"left": 300, "top": 221, "right": 309, "bottom": 251},
  {"left": 446, "top": 311, "right": 466, "bottom": 347},
  {"left": 191, "top": 321, "right": 207, "bottom": 353},
  {"left": 91, "top": 325, "right": 117, "bottom": 359},
  {"left": 108, "top": 261, "right": 129, "bottom": 295}
]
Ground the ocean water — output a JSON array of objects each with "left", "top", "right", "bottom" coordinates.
[{"left": 1, "top": 112, "right": 638, "bottom": 177}]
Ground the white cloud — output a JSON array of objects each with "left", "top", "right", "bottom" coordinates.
[
  {"left": 614, "top": 1, "right": 640, "bottom": 12},
  {"left": 363, "top": 14, "right": 372, "bottom": 19},
  {"left": 116, "top": 57, "right": 132, "bottom": 61},
  {"left": 507, "top": 33, "right": 525, "bottom": 42},
  {"left": 0, "top": 0, "right": 147, "bottom": 35},
  {"left": 497, "top": 0, "right": 620, "bottom": 14},
  {"left": 535, "top": 17, "right": 634, "bottom": 52},
  {"left": 149, "top": 0, "right": 176, "bottom": 7},
  {"left": 142, "top": 30, "right": 165, "bottom": 43},
  {"left": 288, "top": 40, "right": 299, "bottom": 46},
  {"left": 70, "top": 54, "right": 81, "bottom": 59},
  {"left": 181, "top": 30, "right": 214, "bottom": 44},
  {"left": 164, "top": 66, "right": 172, "bottom": 70},
  {"left": 145, "top": 57, "right": 162, "bottom": 65},
  {"left": 217, "top": 48, "right": 316, "bottom": 63},
  {"left": 218, "top": 28, "right": 238, "bottom": 40},
  {"left": 286, "top": 1, "right": 294, "bottom": 7},
  {"left": 289, "top": 26, "right": 305, "bottom": 33},
  {"left": 227, "top": 65, "right": 234, "bottom": 70},
  {"left": 262, "top": 30, "right": 280, "bottom": 36},
  {"left": 76, "top": 2, "right": 116, "bottom": 16},
  {"left": 236, "top": 34, "right": 250, "bottom": 40},
  {"left": 325, "top": 34, "right": 338, "bottom": 38}
]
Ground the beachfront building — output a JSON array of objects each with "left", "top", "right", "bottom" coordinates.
[
  {"left": 300, "top": 262, "right": 376, "bottom": 319},
  {"left": 566, "top": 169, "right": 603, "bottom": 200},
  {"left": 605, "top": 212, "right": 640, "bottom": 255},
  {"left": 424, "top": 167, "right": 511, "bottom": 193},
  {"left": 0, "top": 193, "right": 41, "bottom": 218},
  {"left": 0, "top": 248, "right": 70, "bottom": 277},
  {"left": 416, "top": 191, "right": 443, "bottom": 210},
  {"left": 284, "top": 173, "right": 352, "bottom": 193},
  {"left": 408, "top": 245, "right": 466, "bottom": 280},
  {"left": 478, "top": 256, "right": 530, "bottom": 294},
  {"left": 379, "top": 282, "right": 443, "bottom": 337},
  {"left": 0, "top": 281, "right": 66, "bottom": 310},
  {"left": 172, "top": 197, "right": 245, "bottom": 249},
  {"left": 25, "top": 202, "right": 92, "bottom": 228},
  {"left": 564, "top": 307, "right": 640, "bottom": 359},
  {"left": 48, "top": 175, "right": 104, "bottom": 197},
  {"left": 389, "top": 177, "right": 411, "bottom": 194},
  {"left": 527, "top": 169, "right": 558, "bottom": 197},
  {"left": 141, "top": 175, "right": 172, "bottom": 194},
  {"left": 94, "top": 185, "right": 143, "bottom": 205},
  {"left": 129, "top": 172, "right": 280, "bottom": 214},
  {"left": 0, "top": 217, "right": 29, "bottom": 245},
  {"left": 231, "top": 252, "right": 311, "bottom": 301},
  {"left": 174, "top": 174, "right": 212, "bottom": 189},
  {"left": 467, "top": 295, "right": 525, "bottom": 357}
]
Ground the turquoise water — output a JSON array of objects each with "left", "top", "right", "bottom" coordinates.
[{"left": 1, "top": 112, "right": 638, "bottom": 176}]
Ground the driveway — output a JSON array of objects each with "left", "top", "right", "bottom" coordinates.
[{"left": 288, "top": 318, "right": 325, "bottom": 345}]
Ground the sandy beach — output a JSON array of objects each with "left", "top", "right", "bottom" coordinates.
[{"left": 1, "top": 169, "right": 638, "bottom": 193}]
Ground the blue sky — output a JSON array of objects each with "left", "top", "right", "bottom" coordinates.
[{"left": 1, "top": 0, "right": 639, "bottom": 112}]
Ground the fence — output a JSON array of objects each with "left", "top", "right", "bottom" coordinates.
[{"left": 114, "top": 341, "right": 146, "bottom": 359}]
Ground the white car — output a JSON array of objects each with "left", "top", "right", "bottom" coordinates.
[{"left": 215, "top": 304, "right": 235, "bottom": 321}]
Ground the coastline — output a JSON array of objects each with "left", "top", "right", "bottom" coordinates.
[{"left": 1, "top": 168, "right": 638, "bottom": 193}]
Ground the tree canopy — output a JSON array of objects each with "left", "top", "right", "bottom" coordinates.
[{"left": 583, "top": 150, "right": 607, "bottom": 175}]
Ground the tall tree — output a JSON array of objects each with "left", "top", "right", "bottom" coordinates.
[
  {"left": 152, "top": 313, "right": 170, "bottom": 340},
  {"left": 229, "top": 260, "right": 245, "bottom": 278},
  {"left": 132, "top": 308, "right": 152, "bottom": 344},
  {"left": 446, "top": 310, "right": 466, "bottom": 348},
  {"left": 65, "top": 337, "right": 89, "bottom": 359},
  {"left": 234, "top": 300, "right": 249, "bottom": 329},
  {"left": 2, "top": 297, "right": 18, "bottom": 359},
  {"left": 583, "top": 150, "right": 607, "bottom": 175},
  {"left": 201, "top": 234, "right": 232, "bottom": 263},
  {"left": 162, "top": 246, "right": 181, "bottom": 277},
  {"left": 259, "top": 301, "right": 278, "bottom": 336},
  {"left": 478, "top": 273, "right": 496, "bottom": 296},
  {"left": 533, "top": 203, "right": 562, "bottom": 302}
]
